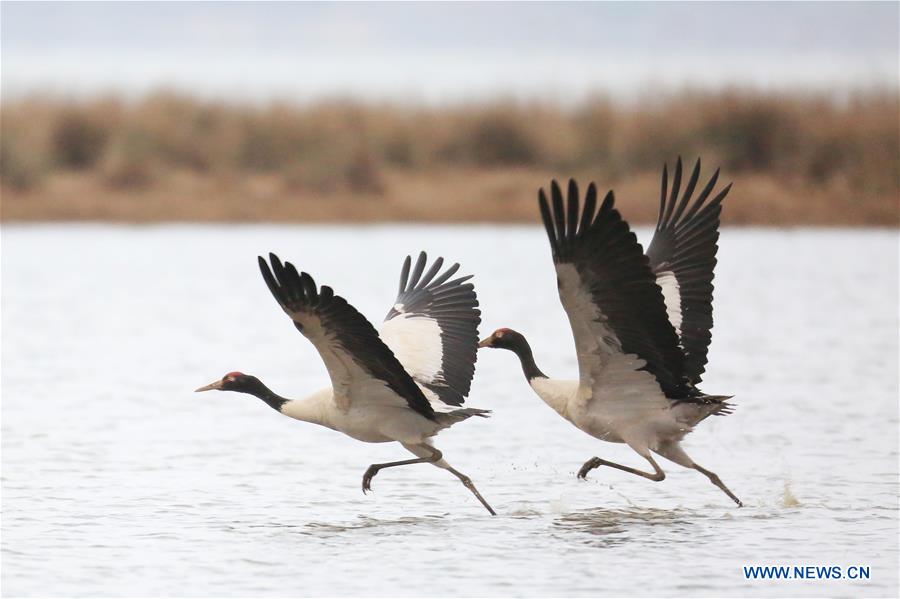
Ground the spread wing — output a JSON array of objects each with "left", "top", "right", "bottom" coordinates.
[
  {"left": 380, "top": 252, "right": 480, "bottom": 406},
  {"left": 646, "top": 158, "right": 732, "bottom": 384},
  {"left": 258, "top": 253, "right": 435, "bottom": 420},
  {"left": 539, "top": 180, "right": 691, "bottom": 407}
]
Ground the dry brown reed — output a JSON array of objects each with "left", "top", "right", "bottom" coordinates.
[{"left": 1, "top": 89, "right": 897, "bottom": 225}]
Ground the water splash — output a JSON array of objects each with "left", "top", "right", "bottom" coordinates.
[{"left": 781, "top": 481, "right": 801, "bottom": 507}]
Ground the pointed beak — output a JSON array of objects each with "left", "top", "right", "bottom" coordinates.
[
  {"left": 195, "top": 380, "right": 223, "bottom": 392},
  {"left": 478, "top": 336, "right": 493, "bottom": 349}
]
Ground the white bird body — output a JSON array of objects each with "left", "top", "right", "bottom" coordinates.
[
  {"left": 481, "top": 159, "right": 742, "bottom": 506},
  {"left": 528, "top": 377, "right": 577, "bottom": 420},
  {"left": 529, "top": 378, "right": 691, "bottom": 448},
  {"left": 197, "top": 251, "right": 496, "bottom": 515},
  {"left": 280, "top": 386, "right": 466, "bottom": 444}
]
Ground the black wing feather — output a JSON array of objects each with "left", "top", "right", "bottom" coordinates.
[
  {"left": 540, "top": 180, "right": 690, "bottom": 399},
  {"left": 646, "top": 158, "right": 732, "bottom": 384},
  {"left": 385, "top": 251, "right": 480, "bottom": 406},
  {"left": 259, "top": 253, "right": 435, "bottom": 420}
]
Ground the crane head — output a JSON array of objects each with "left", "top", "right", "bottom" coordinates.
[
  {"left": 478, "top": 327, "right": 524, "bottom": 350},
  {"left": 195, "top": 371, "right": 254, "bottom": 392}
]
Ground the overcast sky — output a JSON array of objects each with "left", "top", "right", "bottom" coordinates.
[{"left": 2, "top": 1, "right": 897, "bottom": 103}]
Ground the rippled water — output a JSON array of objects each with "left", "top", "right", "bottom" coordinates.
[{"left": 2, "top": 225, "right": 898, "bottom": 597}]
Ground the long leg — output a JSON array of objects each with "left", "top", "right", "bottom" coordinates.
[
  {"left": 399, "top": 443, "right": 496, "bottom": 516},
  {"left": 656, "top": 442, "right": 743, "bottom": 507},
  {"left": 578, "top": 452, "right": 665, "bottom": 481},
  {"left": 444, "top": 465, "right": 497, "bottom": 516},
  {"left": 692, "top": 463, "right": 743, "bottom": 507},
  {"left": 362, "top": 445, "right": 442, "bottom": 493}
]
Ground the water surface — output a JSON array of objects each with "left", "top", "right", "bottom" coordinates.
[{"left": 2, "top": 225, "right": 898, "bottom": 596}]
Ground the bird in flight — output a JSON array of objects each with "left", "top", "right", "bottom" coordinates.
[
  {"left": 197, "top": 251, "right": 496, "bottom": 515},
  {"left": 479, "top": 159, "right": 741, "bottom": 506}
]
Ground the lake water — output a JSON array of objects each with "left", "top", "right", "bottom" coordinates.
[{"left": 2, "top": 225, "right": 898, "bottom": 597}]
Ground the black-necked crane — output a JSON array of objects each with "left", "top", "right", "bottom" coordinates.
[
  {"left": 196, "top": 252, "right": 496, "bottom": 515},
  {"left": 479, "top": 158, "right": 742, "bottom": 506}
]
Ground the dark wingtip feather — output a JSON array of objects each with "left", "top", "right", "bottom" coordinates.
[
  {"left": 299, "top": 271, "right": 317, "bottom": 302},
  {"left": 658, "top": 162, "right": 668, "bottom": 227},
  {"left": 579, "top": 183, "right": 597, "bottom": 234},
  {"left": 550, "top": 180, "right": 566, "bottom": 245},
  {"left": 601, "top": 189, "right": 615, "bottom": 213},
  {"left": 282, "top": 262, "right": 304, "bottom": 302},
  {"left": 662, "top": 158, "right": 682, "bottom": 224},
  {"left": 566, "top": 179, "right": 579, "bottom": 241},
  {"left": 269, "top": 253, "right": 287, "bottom": 286},
  {"left": 258, "top": 255, "right": 282, "bottom": 304},
  {"left": 449, "top": 273, "right": 475, "bottom": 285},
  {"left": 681, "top": 166, "right": 722, "bottom": 222},
  {"left": 418, "top": 255, "right": 444, "bottom": 288},
  {"left": 671, "top": 156, "right": 702, "bottom": 224},
  {"left": 710, "top": 182, "right": 733, "bottom": 207},
  {"left": 399, "top": 255, "right": 412, "bottom": 293},
  {"left": 538, "top": 187, "right": 557, "bottom": 253},
  {"left": 408, "top": 252, "right": 427, "bottom": 288},
  {"left": 429, "top": 261, "right": 460, "bottom": 287}
]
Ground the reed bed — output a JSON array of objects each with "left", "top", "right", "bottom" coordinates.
[{"left": 2, "top": 90, "right": 897, "bottom": 225}]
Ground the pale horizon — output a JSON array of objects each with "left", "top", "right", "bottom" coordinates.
[{"left": 2, "top": 1, "right": 898, "bottom": 104}]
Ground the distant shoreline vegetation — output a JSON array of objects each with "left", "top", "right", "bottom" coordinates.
[{"left": 1, "top": 90, "right": 897, "bottom": 226}]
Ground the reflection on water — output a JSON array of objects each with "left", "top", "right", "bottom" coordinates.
[
  {"left": 2, "top": 225, "right": 898, "bottom": 596},
  {"left": 553, "top": 507, "right": 709, "bottom": 548},
  {"left": 300, "top": 514, "right": 449, "bottom": 534}
]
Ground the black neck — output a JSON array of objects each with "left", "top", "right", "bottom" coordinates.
[
  {"left": 508, "top": 336, "right": 547, "bottom": 381},
  {"left": 243, "top": 379, "right": 289, "bottom": 411}
]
